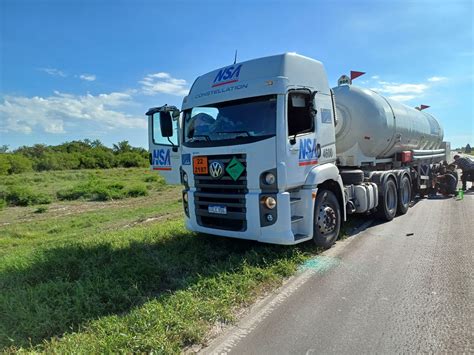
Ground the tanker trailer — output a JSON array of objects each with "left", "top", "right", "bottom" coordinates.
[
  {"left": 333, "top": 85, "right": 444, "bottom": 167},
  {"left": 332, "top": 83, "right": 451, "bottom": 221}
]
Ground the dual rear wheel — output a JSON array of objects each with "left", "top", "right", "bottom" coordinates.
[
  {"left": 377, "top": 174, "right": 411, "bottom": 221},
  {"left": 312, "top": 174, "right": 412, "bottom": 248}
]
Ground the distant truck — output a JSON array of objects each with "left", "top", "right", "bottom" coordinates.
[{"left": 147, "top": 53, "right": 451, "bottom": 247}]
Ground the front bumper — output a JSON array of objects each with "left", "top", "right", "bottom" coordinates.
[{"left": 185, "top": 190, "right": 298, "bottom": 245}]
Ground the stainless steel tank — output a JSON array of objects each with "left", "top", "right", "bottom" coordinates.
[{"left": 332, "top": 85, "right": 443, "bottom": 166}]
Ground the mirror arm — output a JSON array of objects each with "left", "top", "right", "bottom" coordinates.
[
  {"left": 168, "top": 137, "right": 178, "bottom": 152},
  {"left": 167, "top": 136, "right": 176, "bottom": 147}
]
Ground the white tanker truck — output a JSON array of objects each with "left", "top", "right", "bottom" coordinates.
[{"left": 147, "top": 53, "right": 451, "bottom": 247}]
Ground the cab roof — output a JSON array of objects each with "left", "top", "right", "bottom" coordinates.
[{"left": 182, "top": 53, "right": 330, "bottom": 109}]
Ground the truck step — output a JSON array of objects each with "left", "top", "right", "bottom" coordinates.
[
  {"left": 294, "top": 233, "right": 310, "bottom": 241},
  {"left": 290, "top": 197, "right": 301, "bottom": 204},
  {"left": 291, "top": 215, "right": 304, "bottom": 223}
]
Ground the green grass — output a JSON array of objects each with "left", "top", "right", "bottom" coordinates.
[
  {"left": 1, "top": 168, "right": 166, "bottom": 205},
  {"left": 0, "top": 168, "right": 320, "bottom": 353}
]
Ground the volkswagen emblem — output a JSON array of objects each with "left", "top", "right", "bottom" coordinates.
[{"left": 209, "top": 161, "right": 224, "bottom": 179}]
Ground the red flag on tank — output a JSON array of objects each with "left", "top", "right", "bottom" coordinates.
[{"left": 350, "top": 71, "right": 365, "bottom": 81}]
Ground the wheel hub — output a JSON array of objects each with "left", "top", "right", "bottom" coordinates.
[{"left": 317, "top": 205, "right": 337, "bottom": 234}]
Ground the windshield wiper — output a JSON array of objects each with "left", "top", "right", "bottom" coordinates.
[
  {"left": 190, "top": 134, "right": 211, "bottom": 142},
  {"left": 215, "top": 130, "right": 251, "bottom": 137}
]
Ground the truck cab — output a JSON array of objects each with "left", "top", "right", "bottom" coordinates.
[{"left": 148, "top": 53, "right": 344, "bottom": 246}]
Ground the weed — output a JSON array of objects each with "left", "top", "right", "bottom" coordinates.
[
  {"left": 126, "top": 185, "right": 148, "bottom": 197},
  {"left": 144, "top": 175, "right": 158, "bottom": 182},
  {"left": 34, "top": 206, "right": 48, "bottom": 214},
  {"left": 57, "top": 178, "right": 124, "bottom": 201}
]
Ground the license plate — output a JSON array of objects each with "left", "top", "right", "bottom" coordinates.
[
  {"left": 193, "top": 156, "right": 208, "bottom": 175},
  {"left": 208, "top": 205, "right": 227, "bottom": 215}
]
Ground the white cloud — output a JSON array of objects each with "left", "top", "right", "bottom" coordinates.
[
  {"left": 427, "top": 76, "right": 447, "bottom": 82},
  {"left": 139, "top": 72, "right": 189, "bottom": 96},
  {"left": 366, "top": 75, "right": 449, "bottom": 103},
  {"left": 387, "top": 95, "right": 417, "bottom": 102},
  {"left": 368, "top": 80, "right": 431, "bottom": 103},
  {"left": 79, "top": 74, "right": 96, "bottom": 81},
  {"left": 0, "top": 91, "right": 146, "bottom": 135},
  {"left": 40, "top": 68, "right": 67, "bottom": 77},
  {"left": 376, "top": 83, "right": 429, "bottom": 95},
  {"left": 150, "top": 72, "right": 171, "bottom": 79}
]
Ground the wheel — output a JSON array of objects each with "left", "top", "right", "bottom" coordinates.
[
  {"left": 397, "top": 175, "right": 411, "bottom": 215},
  {"left": 376, "top": 178, "right": 398, "bottom": 221},
  {"left": 445, "top": 173, "right": 458, "bottom": 195},
  {"left": 313, "top": 190, "right": 341, "bottom": 249},
  {"left": 340, "top": 170, "right": 364, "bottom": 185}
]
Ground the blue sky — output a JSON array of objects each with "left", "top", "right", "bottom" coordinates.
[{"left": 1, "top": 0, "right": 473, "bottom": 149}]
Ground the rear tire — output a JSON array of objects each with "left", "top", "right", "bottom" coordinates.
[
  {"left": 376, "top": 178, "right": 398, "bottom": 221},
  {"left": 397, "top": 175, "right": 411, "bottom": 215},
  {"left": 313, "top": 190, "right": 341, "bottom": 249}
]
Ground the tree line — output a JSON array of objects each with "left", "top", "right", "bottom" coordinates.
[{"left": 0, "top": 140, "right": 149, "bottom": 175}]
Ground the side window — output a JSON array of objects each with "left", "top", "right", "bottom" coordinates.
[
  {"left": 152, "top": 114, "right": 179, "bottom": 146},
  {"left": 288, "top": 91, "right": 313, "bottom": 136}
]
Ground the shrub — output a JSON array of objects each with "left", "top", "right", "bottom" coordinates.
[
  {"left": 55, "top": 152, "right": 81, "bottom": 170},
  {"left": 89, "top": 185, "right": 114, "bottom": 201},
  {"left": 34, "top": 152, "right": 80, "bottom": 171},
  {"left": 5, "top": 186, "right": 51, "bottom": 206},
  {"left": 0, "top": 154, "right": 11, "bottom": 175},
  {"left": 117, "top": 152, "right": 148, "bottom": 168},
  {"left": 2, "top": 154, "right": 33, "bottom": 174},
  {"left": 79, "top": 155, "right": 98, "bottom": 169},
  {"left": 0, "top": 199, "right": 6, "bottom": 210},
  {"left": 126, "top": 185, "right": 148, "bottom": 197},
  {"left": 34, "top": 206, "right": 48, "bottom": 213},
  {"left": 57, "top": 179, "right": 125, "bottom": 201},
  {"left": 91, "top": 150, "right": 115, "bottom": 169}
]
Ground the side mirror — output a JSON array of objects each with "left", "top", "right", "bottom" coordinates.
[{"left": 159, "top": 112, "right": 173, "bottom": 137}]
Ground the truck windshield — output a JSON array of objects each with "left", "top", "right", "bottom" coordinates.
[{"left": 183, "top": 95, "right": 276, "bottom": 146}]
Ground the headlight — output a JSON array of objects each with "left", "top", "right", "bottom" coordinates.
[
  {"left": 263, "top": 196, "right": 277, "bottom": 209},
  {"left": 183, "top": 172, "right": 188, "bottom": 183},
  {"left": 264, "top": 172, "right": 276, "bottom": 185},
  {"left": 183, "top": 192, "right": 188, "bottom": 202}
]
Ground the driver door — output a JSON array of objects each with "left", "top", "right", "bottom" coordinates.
[{"left": 147, "top": 105, "right": 181, "bottom": 184}]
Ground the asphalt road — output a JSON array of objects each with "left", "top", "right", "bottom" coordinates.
[{"left": 205, "top": 192, "right": 473, "bottom": 354}]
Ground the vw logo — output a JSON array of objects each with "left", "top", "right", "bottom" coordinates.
[{"left": 209, "top": 161, "right": 224, "bottom": 179}]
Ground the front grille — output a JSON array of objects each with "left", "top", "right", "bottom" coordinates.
[{"left": 194, "top": 154, "right": 247, "bottom": 231}]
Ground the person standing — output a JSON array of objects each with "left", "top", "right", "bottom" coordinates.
[{"left": 453, "top": 155, "right": 474, "bottom": 191}]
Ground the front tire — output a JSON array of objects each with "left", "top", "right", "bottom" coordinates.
[{"left": 313, "top": 190, "right": 341, "bottom": 249}]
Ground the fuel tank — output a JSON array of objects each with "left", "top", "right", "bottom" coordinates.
[{"left": 333, "top": 85, "right": 443, "bottom": 166}]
